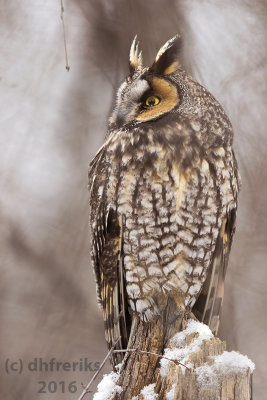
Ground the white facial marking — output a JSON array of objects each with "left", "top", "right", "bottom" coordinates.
[{"left": 130, "top": 79, "right": 149, "bottom": 101}]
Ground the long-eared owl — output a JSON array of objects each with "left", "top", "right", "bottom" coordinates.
[{"left": 89, "top": 35, "right": 240, "bottom": 363}]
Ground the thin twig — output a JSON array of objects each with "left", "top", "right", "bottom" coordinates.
[
  {"left": 77, "top": 337, "right": 121, "bottom": 400},
  {"left": 60, "top": 0, "right": 70, "bottom": 71},
  {"left": 113, "top": 348, "right": 191, "bottom": 370}
]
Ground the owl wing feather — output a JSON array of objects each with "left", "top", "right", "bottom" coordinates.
[
  {"left": 92, "top": 205, "right": 129, "bottom": 367},
  {"left": 192, "top": 207, "right": 237, "bottom": 334}
]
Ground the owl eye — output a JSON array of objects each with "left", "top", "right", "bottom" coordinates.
[{"left": 144, "top": 95, "right": 161, "bottom": 107}]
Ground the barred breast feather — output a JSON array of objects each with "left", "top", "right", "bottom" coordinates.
[{"left": 89, "top": 119, "right": 239, "bottom": 362}]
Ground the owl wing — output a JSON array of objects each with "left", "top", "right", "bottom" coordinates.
[
  {"left": 192, "top": 207, "right": 237, "bottom": 334},
  {"left": 91, "top": 204, "right": 129, "bottom": 367}
]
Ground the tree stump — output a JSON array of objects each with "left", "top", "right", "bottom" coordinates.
[{"left": 92, "top": 312, "right": 254, "bottom": 400}]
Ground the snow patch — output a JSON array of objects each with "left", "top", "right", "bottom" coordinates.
[
  {"left": 196, "top": 351, "right": 255, "bottom": 389},
  {"left": 160, "top": 319, "right": 255, "bottom": 384},
  {"left": 213, "top": 351, "right": 255, "bottom": 374},
  {"left": 170, "top": 319, "right": 212, "bottom": 348},
  {"left": 160, "top": 319, "right": 213, "bottom": 377},
  {"left": 140, "top": 383, "right": 158, "bottom": 400},
  {"left": 115, "top": 363, "right": 122, "bottom": 372},
  {"left": 195, "top": 364, "right": 218, "bottom": 388},
  {"left": 93, "top": 371, "right": 122, "bottom": 400}
]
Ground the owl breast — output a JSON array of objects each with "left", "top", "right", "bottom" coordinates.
[{"left": 93, "top": 123, "right": 236, "bottom": 321}]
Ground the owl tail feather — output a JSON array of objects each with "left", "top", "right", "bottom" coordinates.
[
  {"left": 192, "top": 208, "right": 236, "bottom": 335},
  {"left": 102, "top": 212, "right": 130, "bottom": 368}
]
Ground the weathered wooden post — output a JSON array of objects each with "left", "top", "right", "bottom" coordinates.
[{"left": 91, "top": 313, "right": 254, "bottom": 400}]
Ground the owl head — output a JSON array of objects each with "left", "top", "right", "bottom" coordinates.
[
  {"left": 110, "top": 35, "right": 185, "bottom": 129},
  {"left": 108, "top": 34, "right": 233, "bottom": 154}
]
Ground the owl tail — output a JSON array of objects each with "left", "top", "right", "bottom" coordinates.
[
  {"left": 192, "top": 208, "right": 236, "bottom": 334},
  {"left": 101, "top": 211, "right": 130, "bottom": 368}
]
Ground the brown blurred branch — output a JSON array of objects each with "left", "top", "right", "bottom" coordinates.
[
  {"left": 113, "top": 349, "right": 190, "bottom": 370},
  {"left": 60, "top": 0, "right": 70, "bottom": 71}
]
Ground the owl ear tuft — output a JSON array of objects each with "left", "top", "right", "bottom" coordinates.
[
  {"left": 129, "top": 35, "right": 143, "bottom": 75},
  {"left": 150, "top": 34, "right": 182, "bottom": 75}
]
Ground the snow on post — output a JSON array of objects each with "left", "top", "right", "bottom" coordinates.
[{"left": 91, "top": 317, "right": 254, "bottom": 400}]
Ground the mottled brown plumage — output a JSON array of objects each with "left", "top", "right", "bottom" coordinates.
[{"left": 88, "top": 35, "right": 240, "bottom": 366}]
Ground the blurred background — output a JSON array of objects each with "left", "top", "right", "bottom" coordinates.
[{"left": 1, "top": 1, "right": 266, "bottom": 399}]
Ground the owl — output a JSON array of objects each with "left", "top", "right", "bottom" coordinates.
[{"left": 88, "top": 35, "right": 240, "bottom": 366}]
